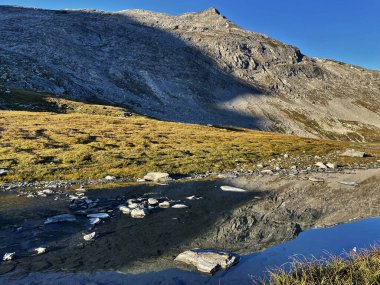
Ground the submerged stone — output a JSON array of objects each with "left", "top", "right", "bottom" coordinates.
[{"left": 44, "top": 214, "right": 76, "bottom": 224}]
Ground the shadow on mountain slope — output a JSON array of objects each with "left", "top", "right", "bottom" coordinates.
[{"left": 0, "top": 6, "right": 268, "bottom": 130}]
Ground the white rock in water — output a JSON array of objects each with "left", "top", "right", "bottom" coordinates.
[
  {"left": 175, "top": 249, "right": 239, "bottom": 274},
  {"left": 143, "top": 172, "right": 170, "bottom": 182},
  {"left": 186, "top": 196, "right": 203, "bottom": 200},
  {"left": 44, "top": 214, "right": 77, "bottom": 224},
  {"left": 172, "top": 204, "right": 188, "bottom": 209},
  {"left": 309, "top": 177, "right": 325, "bottom": 182},
  {"left": 148, "top": 198, "right": 159, "bottom": 206},
  {"left": 105, "top": 175, "right": 116, "bottom": 180},
  {"left": 131, "top": 208, "right": 148, "bottom": 218},
  {"left": 83, "top": 232, "right": 96, "bottom": 241},
  {"left": 87, "top": 213, "right": 110, "bottom": 219},
  {"left": 220, "top": 186, "right": 247, "bottom": 192},
  {"left": 35, "top": 247, "right": 47, "bottom": 255},
  {"left": 118, "top": 205, "right": 131, "bottom": 214},
  {"left": 159, "top": 201, "right": 171, "bottom": 208},
  {"left": 3, "top": 252, "right": 15, "bottom": 261},
  {"left": 340, "top": 149, "right": 366, "bottom": 158},
  {"left": 89, "top": 217, "right": 101, "bottom": 225}
]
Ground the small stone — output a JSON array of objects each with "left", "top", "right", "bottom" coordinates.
[
  {"left": 35, "top": 247, "right": 47, "bottom": 255},
  {"left": 131, "top": 208, "right": 149, "bottom": 218},
  {"left": 159, "top": 201, "right": 171, "bottom": 208},
  {"left": 83, "top": 232, "right": 96, "bottom": 241},
  {"left": 3, "top": 252, "right": 15, "bottom": 261},
  {"left": 105, "top": 175, "right": 116, "bottom": 180},
  {"left": 148, "top": 198, "right": 159, "bottom": 206},
  {"left": 261, "top": 169, "right": 273, "bottom": 175},
  {"left": 186, "top": 196, "right": 203, "bottom": 200},
  {"left": 171, "top": 204, "right": 188, "bottom": 209},
  {"left": 118, "top": 205, "right": 131, "bottom": 214}
]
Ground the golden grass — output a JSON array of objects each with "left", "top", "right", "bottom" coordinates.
[
  {"left": 264, "top": 249, "right": 380, "bottom": 285},
  {"left": 0, "top": 88, "right": 378, "bottom": 182}
]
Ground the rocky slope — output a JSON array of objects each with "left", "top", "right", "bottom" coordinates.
[{"left": 1, "top": 6, "right": 380, "bottom": 140}]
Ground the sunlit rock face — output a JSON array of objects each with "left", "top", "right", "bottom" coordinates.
[{"left": 1, "top": 6, "right": 380, "bottom": 139}]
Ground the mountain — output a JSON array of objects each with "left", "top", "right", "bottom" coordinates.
[{"left": 1, "top": 6, "right": 379, "bottom": 140}]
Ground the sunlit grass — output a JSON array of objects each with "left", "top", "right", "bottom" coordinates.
[
  {"left": 264, "top": 248, "right": 380, "bottom": 285},
  {"left": 0, "top": 88, "right": 378, "bottom": 182}
]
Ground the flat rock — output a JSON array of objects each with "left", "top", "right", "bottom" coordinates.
[
  {"left": 171, "top": 204, "right": 188, "bottom": 209},
  {"left": 148, "top": 198, "right": 159, "bottom": 206},
  {"left": 143, "top": 172, "right": 170, "bottom": 183},
  {"left": 131, "top": 208, "right": 149, "bottom": 218},
  {"left": 118, "top": 205, "right": 131, "bottom": 214},
  {"left": 220, "top": 186, "right": 247, "bottom": 192},
  {"left": 159, "top": 201, "right": 171, "bottom": 208},
  {"left": 44, "top": 214, "right": 76, "bottom": 224},
  {"left": 340, "top": 149, "right": 366, "bottom": 158},
  {"left": 175, "top": 249, "right": 239, "bottom": 274}
]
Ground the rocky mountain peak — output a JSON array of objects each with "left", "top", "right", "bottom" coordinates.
[{"left": 0, "top": 6, "right": 379, "bottom": 141}]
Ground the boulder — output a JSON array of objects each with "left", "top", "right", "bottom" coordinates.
[
  {"left": 148, "top": 198, "right": 159, "bottom": 206},
  {"left": 220, "top": 186, "right": 247, "bottom": 192},
  {"left": 159, "top": 201, "right": 171, "bottom": 208},
  {"left": 175, "top": 249, "right": 239, "bottom": 274},
  {"left": 143, "top": 172, "right": 170, "bottom": 183},
  {"left": 0, "top": 169, "right": 8, "bottom": 176},
  {"left": 131, "top": 208, "right": 149, "bottom": 218},
  {"left": 340, "top": 149, "right": 366, "bottom": 158},
  {"left": 44, "top": 214, "right": 76, "bottom": 224}
]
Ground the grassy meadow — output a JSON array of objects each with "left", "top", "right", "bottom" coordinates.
[{"left": 0, "top": 88, "right": 378, "bottom": 182}]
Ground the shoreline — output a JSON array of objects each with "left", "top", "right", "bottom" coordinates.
[{"left": 1, "top": 160, "right": 380, "bottom": 193}]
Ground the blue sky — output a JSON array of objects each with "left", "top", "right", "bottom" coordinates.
[{"left": 1, "top": 0, "right": 379, "bottom": 70}]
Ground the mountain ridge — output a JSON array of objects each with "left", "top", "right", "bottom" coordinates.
[{"left": 0, "top": 5, "right": 379, "bottom": 141}]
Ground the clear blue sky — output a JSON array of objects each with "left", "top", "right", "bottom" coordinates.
[{"left": 1, "top": 0, "right": 379, "bottom": 70}]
